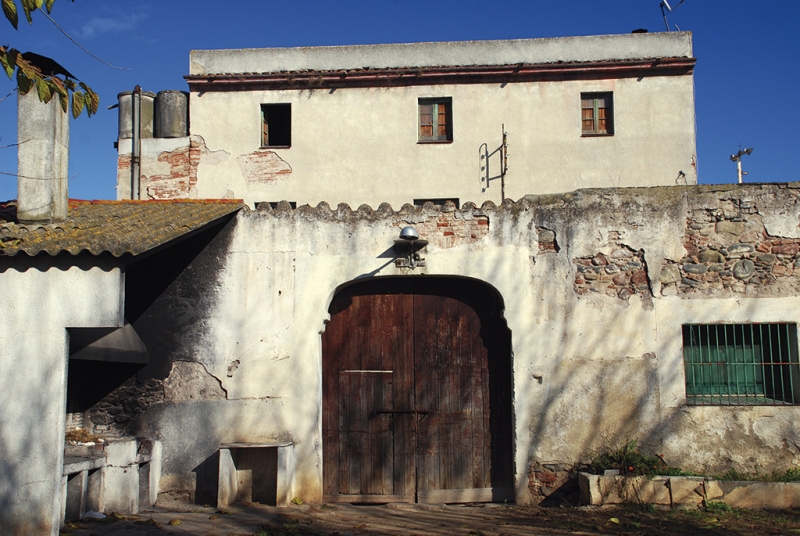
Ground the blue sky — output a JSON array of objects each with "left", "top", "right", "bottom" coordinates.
[{"left": 1, "top": 0, "right": 798, "bottom": 201}]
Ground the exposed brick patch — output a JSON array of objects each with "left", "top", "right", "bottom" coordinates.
[
  {"left": 237, "top": 149, "right": 292, "bottom": 183},
  {"left": 141, "top": 142, "right": 196, "bottom": 199},
  {"left": 573, "top": 246, "right": 650, "bottom": 301},
  {"left": 662, "top": 199, "right": 800, "bottom": 297},
  {"left": 398, "top": 204, "right": 489, "bottom": 249}
]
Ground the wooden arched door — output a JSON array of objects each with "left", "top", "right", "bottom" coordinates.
[{"left": 322, "top": 277, "right": 513, "bottom": 503}]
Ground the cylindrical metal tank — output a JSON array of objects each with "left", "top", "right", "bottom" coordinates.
[
  {"left": 117, "top": 90, "right": 155, "bottom": 139},
  {"left": 155, "top": 90, "right": 189, "bottom": 138}
]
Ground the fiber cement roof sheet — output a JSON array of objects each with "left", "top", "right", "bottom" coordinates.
[{"left": 0, "top": 199, "right": 242, "bottom": 257}]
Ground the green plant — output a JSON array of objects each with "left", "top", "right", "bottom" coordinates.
[
  {"left": 588, "top": 439, "right": 684, "bottom": 477},
  {"left": 714, "top": 468, "right": 753, "bottom": 481},
  {"left": 705, "top": 500, "right": 732, "bottom": 514}
]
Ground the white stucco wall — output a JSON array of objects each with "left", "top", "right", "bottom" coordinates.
[
  {"left": 118, "top": 33, "right": 697, "bottom": 206},
  {"left": 183, "top": 74, "right": 696, "bottom": 208},
  {"left": 0, "top": 259, "right": 123, "bottom": 535},
  {"left": 143, "top": 183, "right": 800, "bottom": 506}
]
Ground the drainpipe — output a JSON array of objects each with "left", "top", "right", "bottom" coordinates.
[{"left": 131, "top": 86, "right": 141, "bottom": 200}]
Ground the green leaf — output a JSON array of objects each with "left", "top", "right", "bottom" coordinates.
[
  {"left": 59, "top": 91, "right": 67, "bottom": 113},
  {"left": 0, "top": 50, "right": 14, "bottom": 79},
  {"left": 36, "top": 76, "right": 51, "bottom": 102},
  {"left": 71, "top": 90, "right": 84, "bottom": 118},
  {"left": 20, "top": 0, "right": 34, "bottom": 23},
  {"left": 16, "top": 68, "right": 32, "bottom": 94},
  {"left": 86, "top": 88, "right": 99, "bottom": 116},
  {"left": 44, "top": 0, "right": 53, "bottom": 12},
  {"left": 2, "top": 0, "right": 18, "bottom": 29},
  {"left": 33, "top": 0, "right": 42, "bottom": 9}
]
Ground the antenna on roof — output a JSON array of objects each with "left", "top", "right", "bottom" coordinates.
[{"left": 660, "top": 0, "right": 685, "bottom": 31}]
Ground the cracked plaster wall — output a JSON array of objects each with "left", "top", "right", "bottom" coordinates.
[{"left": 101, "top": 182, "right": 800, "bottom": 506}]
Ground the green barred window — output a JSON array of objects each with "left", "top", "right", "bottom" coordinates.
[{"left": 683, "top": 323, "right": 799, "bottom": 405}]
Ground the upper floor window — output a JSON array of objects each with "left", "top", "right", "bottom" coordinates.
[
  {"left": 683, "top": 323, "right": 799, "bottom": 406},
  {"left": 261, "top": 103, "right": 291, "bottom": 147},
  {"left": 418, "top": 98, "right": 452, "bottom": 142},
  {"left": 581, "top": 92, "right": 613, "bottom": 136}
]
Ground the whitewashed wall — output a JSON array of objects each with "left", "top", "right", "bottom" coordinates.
[
  {"left": 0, "top": 258, "right": 123, "bottom": 535},
  {"left": 140, "top": 183, "right": 800, "bottom": 505}
]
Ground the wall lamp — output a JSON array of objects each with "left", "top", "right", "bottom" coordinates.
[{"left": 394, "top": 226, "right": 427, "bottom": 269}]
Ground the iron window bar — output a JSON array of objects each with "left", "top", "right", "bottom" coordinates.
[{"left": 683, "top": 323, "right": 798, "bottom": 406}]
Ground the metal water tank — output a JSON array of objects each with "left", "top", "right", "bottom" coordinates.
[
  {"left": 155, "top": 90, "right": 189, "bottom": 138},
  {"left": 117, "top": 90, "right": 155, "bottom": 139}
]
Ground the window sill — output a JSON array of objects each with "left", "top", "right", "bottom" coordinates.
[
  {"left": 260, "top": 145, "right": 291, "bottom": 149},
  {"left": 417, "top": 140, "right": 453, "bottom": 144},
  {"left": 581, "top": 133, "right": 613, "bottom": 138}
]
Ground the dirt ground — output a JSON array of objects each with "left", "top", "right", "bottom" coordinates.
[{"left": 60, "top": 502, "right": 800, "bottom": 536}]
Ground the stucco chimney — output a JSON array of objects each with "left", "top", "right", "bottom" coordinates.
[{"left": 17, "top": 89, "right": 69, "bottom": 223}]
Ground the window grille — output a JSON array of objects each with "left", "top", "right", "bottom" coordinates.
[{"left": 683, "top": 323, "right": 799, "bottom": 405}]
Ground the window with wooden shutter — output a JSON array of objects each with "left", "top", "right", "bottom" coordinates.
[
  {"left": 418, "top": 98, "right": 452, "bottom": 142},
  {"left": 261, "top": 103, "right": 292, "bottom": 147},
  {"left": 581, "top": 92, "right": 613, "bottom": 136}
]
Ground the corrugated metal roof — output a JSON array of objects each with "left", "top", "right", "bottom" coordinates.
[{"left": 0, "top": 199, "right": 243, "bottom": 257}]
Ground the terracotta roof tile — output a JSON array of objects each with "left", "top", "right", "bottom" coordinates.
[{"left": 0, "top": 199, "right": 243, "bottom": 257}]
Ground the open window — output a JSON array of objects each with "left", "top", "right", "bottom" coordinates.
[
  {"left": 418, "top": 98, "right": 452, "bottom": 142},
  {"left": 581, "top": 92, "right": 613, "bottom": 136},
  {"left": 683, "top": 323, "right": 800, "bottom": 405},
  {"left": 261, "top": 103, "right": 291, "bottom": 147}
]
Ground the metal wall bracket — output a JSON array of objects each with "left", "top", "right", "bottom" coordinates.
[{"left": 393, "top": 239, "right": 427, "bottom": 269}]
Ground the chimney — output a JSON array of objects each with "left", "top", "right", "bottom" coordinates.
[{"left": 16, "top": 89, "right": 69, "bottom": 223}]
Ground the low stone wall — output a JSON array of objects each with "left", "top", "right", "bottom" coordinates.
[{"left": 579, "top": 472, "right": 800, "bottom": 509}]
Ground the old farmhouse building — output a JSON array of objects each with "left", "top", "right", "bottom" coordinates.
[{"left": 3, "top": 31, "right": 800, "bottom": 535}]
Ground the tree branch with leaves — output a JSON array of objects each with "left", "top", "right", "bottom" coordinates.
[{"left": 1, "top": 0, "right": 99, "bottom": 118}]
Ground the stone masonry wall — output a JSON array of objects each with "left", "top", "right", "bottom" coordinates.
[{"left": 659, "top": 198, "right": 800, "bottom": 297}]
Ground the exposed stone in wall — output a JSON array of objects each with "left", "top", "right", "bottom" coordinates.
[
  {"left": 661, "top": 197, "right": 800, "bottom": 297},
  {"left": 537, "top": 226, "right": 558, "bottom": 253},
  {"left": 87, "top": 377, "right": 164, "bottom": 437},
  {"left": 573, "top": 246, "right": 650, "bottom": 301},
  {"left": 237, "top": 149, "right": 292, "bottom": 183},
  {"left": 528, "top": 462, "right": 573, "bottom": 502}
]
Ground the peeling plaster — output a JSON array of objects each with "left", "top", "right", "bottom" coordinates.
[
  {"left": 237, "top": 150, "right": 292, "bottom": 183},
  {"left": 164, "top": 360, "right": 227, "bottom": 402}
]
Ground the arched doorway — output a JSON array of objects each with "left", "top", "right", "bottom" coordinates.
[{"left": 322, "top": 277, "right": 514, "bottom": 503}]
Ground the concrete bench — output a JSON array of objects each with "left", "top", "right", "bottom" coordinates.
[
  {"left": 217, "top": 442, "right": 295, "bottom": 507},
  {"left": 62, "top": 455, "right": 105, "bottom": 522}
]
